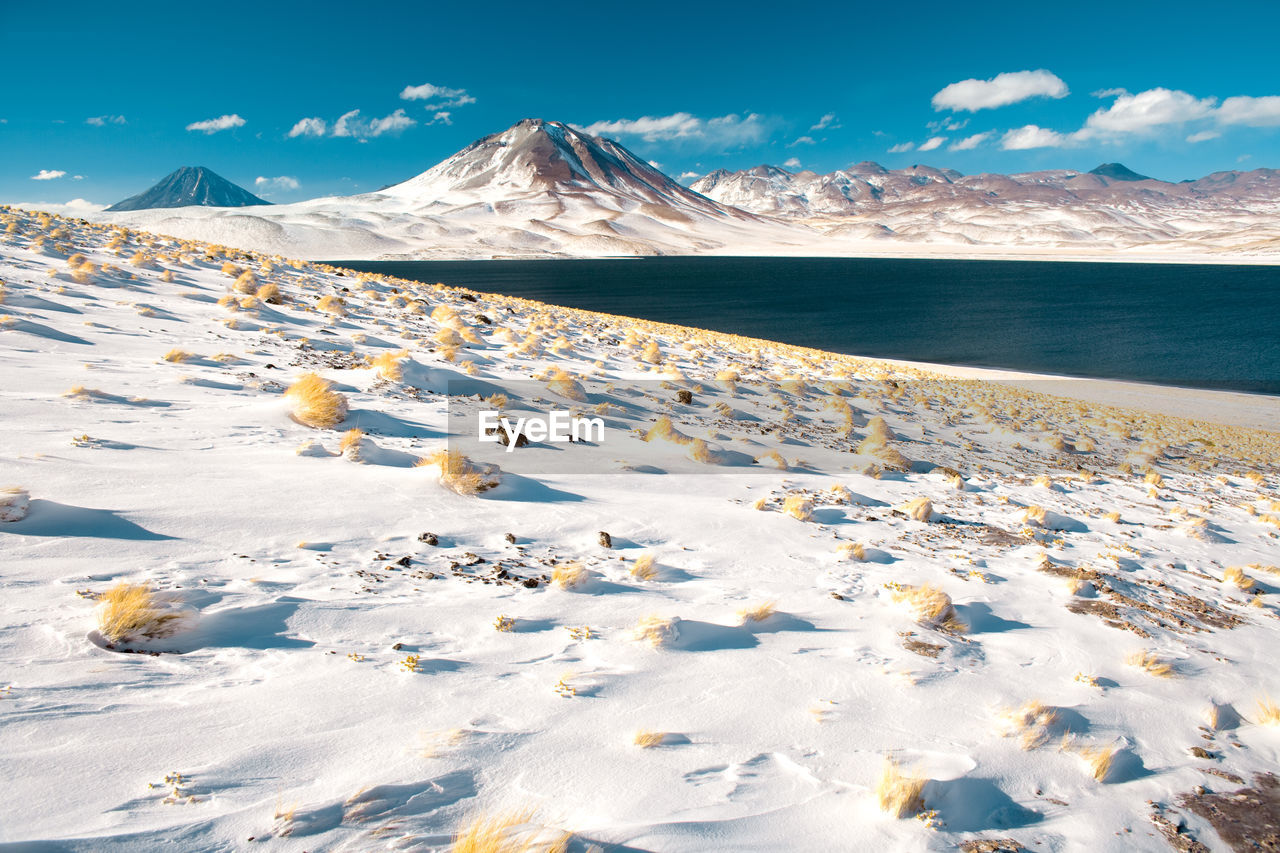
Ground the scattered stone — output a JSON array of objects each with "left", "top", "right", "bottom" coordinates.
[
  {"left": 505, "top": 533, "right": 517, "bottom": 544},
  {"left": 418, "top": 532, "right": 439, "bottom": 545},
  {"left": 391, "top": 643, "right": 403, "bottom": 651},
  {"left": 675, "top": 389, "right": 693, "bottom": 404},
  {"left": 598, "top": 531, "right": 612, "bottom": 548}
]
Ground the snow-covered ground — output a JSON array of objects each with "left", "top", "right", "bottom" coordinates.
[{"left": 3, "top": 206, "right": 1280, "bottom": 851}]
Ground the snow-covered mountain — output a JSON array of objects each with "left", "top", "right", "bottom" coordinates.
[
  {"left": 690, "top": 162, "right": 1280, "bottom": 253},
  {"left": 92, "top": 121, "right": 1280, "bottom": 261},
  {"left": 106, "top": 166, "right": 270, "bottom": 212},
  {"left": 100, "top": 120, "right": 803, "bottom": 260}
]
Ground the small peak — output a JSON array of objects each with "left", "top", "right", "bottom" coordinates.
[{"left": 1088, "top": 163, "right": 1154, "bottom": 182}]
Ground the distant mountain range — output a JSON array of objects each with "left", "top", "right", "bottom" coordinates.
[
  {"left": 106, "top": 166, "right": 270, "bottom": 212},
  {"left": 95, "top": 119, "right": 1280, "bottom": 261}
]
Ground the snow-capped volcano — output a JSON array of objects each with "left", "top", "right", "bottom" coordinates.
[
  {"left": 383, "top": 118, "right": 731, "bottom": 217},
  {"left": 106, "top": 166, "right": 270, "bottom": 212}
]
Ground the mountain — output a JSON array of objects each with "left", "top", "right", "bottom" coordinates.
[
  {"left": 690, "top": 162, "right": 1280, "bottom": 254},
  {"left": 94, "top": 121, "right": 1280, "bottom": 261},
  {"left": 106, "top": 166, "right": 271, "bottom": 212},
  {"left": 1088, "top": 162, "right": 1153, "bottom": 182},
  {"left": 98, "top": 120, "right": 800, "bottom": 259}
]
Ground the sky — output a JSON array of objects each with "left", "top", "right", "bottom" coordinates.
[{"left": 4, "top": 0, "right": 1280, "bottom": 211}]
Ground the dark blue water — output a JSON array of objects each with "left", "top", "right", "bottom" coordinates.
[{"left": 334, "top": 257, "right": 1280, "bottom": 395}]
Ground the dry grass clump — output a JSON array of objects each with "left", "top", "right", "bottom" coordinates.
[
  {"left": 754, "top": 449, "right": 788, "bottom": 470},
  {"left": 999, "top": 701, "right": 1061, "bottom": 749},
  {"left": 450, "top": 811, "right": 569, "bottom": 853},
  {"left": 633, "top": 730, "right": 667, "bottom": 749},
  {"left": 220, "top": 262, "right": 242, "bottom": 277},
  {"left": 0, "top": 486, "right": 30, "bottom": 522},
  {"left": 889, "top": 583, "right": 965, "bottom": 633},
  {"left": 317, "top": 294, "right": 345, "bottom": 315},
  {"left": 339, "top": 428, "right": 366, "bottom": 461},
  {"left": 633, "top": 614, "right": 679, "bottom": 648},
  {"left": 546, "top": 368, "right": 585, "bottom": 402},
  {"left": 256, "top": 282, "right": 281, "bottom": 304},
  {"left": 417, "top": 449, "right": 500, "bottom": 495},
  {"left": 233, "top": 270, "right": 258, "bottom": 293},
  {"left": 645, "top": 415, "right": 692, "bottom": 445},
  {"left": 370, "top": 349, "right": 408, "bottom": 381},
  {"left": 1126, "top": 651, "right": 1176, "bottom": 678},
  {"left": 783, "top": 494, "right": 813, "bottom": 521},
  {"left": 737, "top": 600, "right": 777, "bottom": 624},
  {"left": 1255, "top": 696, "right": 1280, "bottom": 726},
  {"left": 1020, "top": 505, "right": 1048, "bottom": 527},
  {"left": 898, "top": 497, "right": 935, "bottom": 522},
  {"left": 837, "top": 541, "right": 866, "bottom": 561},
  {"left": 494, "top": 615, "right": 515, "bottom": 632},
  {"left": 163, "top": 349, "right": 194, "bottom": 363},
  {"left": 1067, "top": 741, "right": 1118, "bottom": 782},
  {"left": 96, "top": 583, "right": 186, "bottom": 644},
  {"left": 1223, "top": 566, "right": 1255, "bottom": 590},
  {"left": 285, "top": 373, "right": 348, "bottom": 429},
  {"left": 631, "top": 553, "right": 658, "bottom": 580},
  {"left": 551, "top": 562, "right": 588, "bottom": 589},
  {"left": 875, "top": 759, "right": 926, "bottom": 817}
]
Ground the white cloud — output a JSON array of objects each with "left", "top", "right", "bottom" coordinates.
[
  {"left": 186, "top": 114, "right": 245, "bottom": 134},
  {"left": 86, "top": 115, "right": 126, "bottom": 126},
  {"left": 1083, "top": 88, "right": 1216, "bottom": 135},
  {"left": 580, "top": 112, "right": 767, "bottom": 148},
  {"left": 254, "top": 175, "right": 300, "bottom": 192},
  {"left": 810, "top": 113, "right": 839, "bottom": 131},
  {"left": 1216, "top": 95, "right": 1280, "bottom": 127},
  {"left": 1000, "top": 125, "right": 1070, "bottom": 150},
  {"left": 427, "top": 111, "right": 452, "bottom": 126},
  {"left": 1186, "top": 130, "right": 1221, "bottom": 143},
  {"left": 73, "top": 175, "right": 84, "bottom": 180},
  {"left": 12, "top": 198, "right": 107, "bottom": 216},
  {"left": 932, "top": 70, "right": 1068, "bottom": 112},
  {"left": 31, "top": 169, "right": 66, "bottom": 180},
  {"left": 679, "top": 171, "right": 701, "bottom": 180},
  {"left": 1091, "top": 87, "right": 1129, "bottom": 99},
  {"left": 783, "top": 157, "right": 802, "bottom": 168},
  {"left": 788, "top": 135, "right": 816, "bottom": 147},
  {"left": 949, "top": 131, "right": 992, "bottom": 151},
  {"left": 400, "top": 83, "right": 474, "bottom": 110},
  {"left": 332, "top": 108, "right": 416, "bottom": 140},
  {"left": 888, "top": 142, "right": 915, "bottom": 153},
  {"left": 288, "top": 117, "right": 327, "bottom": 138},
  {"left": 917, "top": 136, "right": 946, "bottom": 152}
]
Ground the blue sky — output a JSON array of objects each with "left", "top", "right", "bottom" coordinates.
[{"left": 4, "top": 0, "right": 1280, "bottom": 210}]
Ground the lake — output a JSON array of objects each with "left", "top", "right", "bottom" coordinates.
[{"left": 333, "top": 257, "right": 1280, "bottom": 396}]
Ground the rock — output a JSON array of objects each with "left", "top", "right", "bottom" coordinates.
[
  {"left": 395, "top": 556, "right": 412, "bottom": 567},
  {"left": 598, "top": 531, "right": 612, "bottom": 548},
  {"left": 522, "top": 578, "right": 539, "bottom": 588},
  {"left": 418, "top": 532, "right": 439, "bottom": 545},
  {"left": 675, "top": 389, "right": 693, "bottom": 404},
  {"left": 391, "top": 642, "right": 403, "bottom": 651},
  {"left": 505, "top": 533, "right": 517, "bottom": 544}
]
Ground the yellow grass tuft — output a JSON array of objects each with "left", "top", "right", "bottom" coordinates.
[
  {"left": 339, "top": 428, "right": 365, "bottom": 460},
  {"left": 889, "top": 583, "right": 965, "bottom": 632},
  {"left": 1223, "top": 566, "right": 1255, "bottom": 590},
  {"left": 370, "top": 349, "right": 408, "bottom": 382},
  {"left": 645, "top": 415, "right": 692, "bottom": 445},
  {"left": 551, "top": 562, "right": 588, "bottom": 589},
  {"left": 1256, "top": 696, "right": 1280, "bottom": 726},
  {"left": 1073, "top": 743, "right": 1118, "bottom": 782},
  {"left": 417, "top": 448, "right": 500, "bottom": 495},
  {"left": 546, "top": 368, "right": 585, "bottom": 402},
  {"left": 999, "top": 701, "right": 1061, "bottom": 750},
  {"left": 633, "top": 614, "right": 678, "bottom": 648},
  {"left": 317, "top": 294, "right": 345, "bottom": 315},
  {"left": 285, "top": 373, "right": 349, "bottom": 429},
  {"left": 783, "top": 494, "right": 813, "bottom": 521},
  {"left": 163, "top": 349, "right": 193, "bottom": 363},
  {"left": 875, "top": 759, "right": 926, "bottom": 818},
  {"left": 256, "top": 282, "right": 281, "bottom": 304},
  {"left": 630, "top": 553, "right": 658, "bottom": 580},
  {"left": 633, "top": 730, "right": 666, "bottom": 748},
  {"left": 837, "top": 541, "right": 866, "bottom": 561},
  {"left": 899, "top": 497, "right": 934, "bottom": 522},
  {"left": 96, "top": 583, "right": 185, "bottom": 644},
  {"left": 1104, "top": 511, "right": 1122, "bottom": 523},
  {"left": 233, "top": 270, "right": 258, "bottom": 293},
  {"left": 450, "top": 812, "right": 569, "bottom": 853},
  {"left": 754, "top": 449, "right": 788, "bottom": 470},
  {"left": 737, "top": 600, "right": 777, "bottom": 624},
  {"left": 494, "top": 615, "right": 515, "bottom": 632},
  {"left": 1126, "top": 651, "right": 1175, "bottom": 678},
  {"left": 220, "top": 262, "right": 242, "bottom": 277}
]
